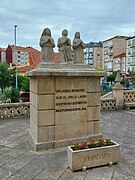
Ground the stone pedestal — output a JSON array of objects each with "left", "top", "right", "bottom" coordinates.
[
  {"left": 113, "top": 82, "right": 124, "bottom": 109},
  {"left": 26, "top": 63, "right": 106, "bottom": 151}
]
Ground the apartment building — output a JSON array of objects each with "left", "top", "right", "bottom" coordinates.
[
  {"left": 84, "top": 41, "right": 103, "bottom": 67},
  {"left": 6, "top": 45, "right": 31, "bottom": 66},
  {"left": 103, "top": 36, "right": 127, "bottom": 73},
  {"left": 126, "top": 36, "right": 135, "bottom": 73},
  {"left": 0, "top": 47, "right": 6, "bottom": 63},
  {"left": 113, "top": 53, "right": 126, "bottom": 73}
]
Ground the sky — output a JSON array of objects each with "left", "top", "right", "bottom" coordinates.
[{"left": 0, "top": 0, "right": 135, "bottom": 52}]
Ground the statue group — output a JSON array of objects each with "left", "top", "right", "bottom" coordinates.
[{"left": 39, "top": 28, "right": 85, "bottom": 64}]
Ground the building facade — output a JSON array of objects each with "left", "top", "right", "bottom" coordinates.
[
  {"left": 84, "top": 42, "right": 103, "bottom": 67},
  {"left": 113, "top": 53, "right": 126, "bottom": 73},
  {"left": 0, "top": 48, "right": 6, "bottom": 63},
  {"left": 6, "top": 45, "right": 30, "bottom": 66},
  {"left": 126, "top": 36, "right": 135, "bottom": 73},
  {"left": 103, "top": 36, "right": 127, "bottom": 73}
]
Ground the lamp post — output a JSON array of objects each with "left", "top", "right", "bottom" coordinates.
[{"left": 14, "top": 25, "right": 17, "bottom": 88}]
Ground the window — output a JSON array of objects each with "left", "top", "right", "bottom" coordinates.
[
  {"left": 128, "top": 40, "right": 131, "bottom": 46},
  {"left": 127, "top": 58, "right": 131, "bottom": 64},
  {"left": 132, "top": 58, "right": 135, "bottom": 64},
  {"left": 127, "top": 49, "right": 131, "bottom": 55},
  {"left": 132, "top": 48, "right": 135, "bottom": 55},
  {"left": 132, "top": 39, "right": 135, "bottom": 46},
  {"left": 108, "top": 40, "right": 113, "bottom": 46}
]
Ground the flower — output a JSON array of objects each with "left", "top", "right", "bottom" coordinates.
[
  {"left": 85, "top": 146, "right": 89, "bottom": 149},
  {"left": 103, "top": 139, "right": 106, "bottom": 145},
  {"left": 71, "top": 138, "right": 113, "bottom": 151}
]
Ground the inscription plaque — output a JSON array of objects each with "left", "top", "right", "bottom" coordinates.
[{"left": 55, "top": 89, "right": 87, "bottom": 112}]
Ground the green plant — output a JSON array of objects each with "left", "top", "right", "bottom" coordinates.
[
  {"left": 71, "top": 138, "right": 113, "bottom": 151},
  {"left": 4, "top": 88, "right": 20, "bottom": 103}
]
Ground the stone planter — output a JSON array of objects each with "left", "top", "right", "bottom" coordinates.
[{"left": 67, "top": 140, "right": 120, "bottom": 171}]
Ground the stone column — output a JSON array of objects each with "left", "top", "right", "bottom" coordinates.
[{"left": 113, "top": 72, "right": 124, "bottom": 109}]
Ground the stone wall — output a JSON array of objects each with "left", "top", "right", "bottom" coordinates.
[{"left": 0, "top": 102, "right": 30, "bottom": 119}]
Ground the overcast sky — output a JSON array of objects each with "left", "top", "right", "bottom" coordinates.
[{"left": 0, "top": 0, "right": 135, "bottom": 52}]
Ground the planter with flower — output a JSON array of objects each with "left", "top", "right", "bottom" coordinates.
[{"left": 68, "top": 138, "right": 120, "bottom": 171}]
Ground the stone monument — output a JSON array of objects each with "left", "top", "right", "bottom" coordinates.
[
  {"left": 72, "top": 32, "right": 85, "bottom": 64},
  {"left": 26, "top": 28, "right": 106, "bottom": 151},
  {"left": 39, "top": 28, "right": 55, "bottom": 62},
  {"left": 57, "top": 29, "right": 72, "bottom": 63}
]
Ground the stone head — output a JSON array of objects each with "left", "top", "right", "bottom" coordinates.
[
  {"left": 42, "top": 28, "right": 51, "bottom": 36},
  {"left": 62, "top": 29, "right": 68, "bottom": 36},
  {"left": 75, "top": 32, "right": 80, "bottom": 38}
]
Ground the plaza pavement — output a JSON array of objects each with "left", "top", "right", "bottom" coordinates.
[{"left": 0, "top": 109, "right": 135, "bottom": 180}]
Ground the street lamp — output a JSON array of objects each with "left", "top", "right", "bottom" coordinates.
[{"left": 14, "top": 25, "right": 17, "bottom": 88}]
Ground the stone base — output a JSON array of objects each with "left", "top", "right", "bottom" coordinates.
[
  {"left": 27, "top": 63, "right": 106, "bottom": 151},
  {"left": 29, "top": 130, "right": 102, "bottom": 151}
]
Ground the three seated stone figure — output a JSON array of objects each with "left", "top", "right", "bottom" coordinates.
[
  {"left": 39, "top": 28, "right": 55, "bottom": 62},
  {"left": 39, "top": 28, "right": 85, "bottom": 64}
]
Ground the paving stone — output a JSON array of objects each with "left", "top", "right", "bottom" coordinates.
[
  {"left": 59, "top": 168, "right": 87, "bottom": 180},
  {"left": 0, "top": 110, "right": 135, "bottom": 179},
  {"left": 0, "top": 148, "right": 25, "bottom": 167},
  {"left": 0, "top": 167, "right": 13, "bottom": 180},
  {"left": 3, "top": 150, "right": 39, "bottom": 174},
  {"left": 85, "top": 166, "right": 115, "bottom": 180},
  {"left": 34, "top": 150, "right": 68, "bottom": 180}
]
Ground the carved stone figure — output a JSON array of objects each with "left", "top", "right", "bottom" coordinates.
[
  {"left": 72, "top": 32, "right": 85, "bottom": 64},
  {"left": 39, "top": 28, "right": 55, "bottom": 62},
  {"left": 57, "top": 29, "right": 72, "bottom": 63}
]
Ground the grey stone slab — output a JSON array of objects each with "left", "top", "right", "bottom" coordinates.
[
  {"left": 0, "top": 145, "right": 11, "bottom": 155},
  {"left": 2, "top": 133, "right": 31, "bottom": 149},
  {"left": 59, "top": 168, "right": 87, "bottom": 180},
  {"left": 34, "top": 150, "right": 68, "bottom": 180},
  {"left": 112, "top": 169, "right": 135, "bottom": 180},
  {"left": 85, "top": 166, "right": 115, "bottom": 180},
  {"left": 0, "top": 167, "right": 13, "bottom": 180},
  {"left": 0, "top": 148, "right": 25, "bottom": 167},
  {"left": 7, "top": 158, "right": 44, "bottom": 180},
  {"left": 3, "top": 150, "right": 39, "bottom": 173},
  {"left": 122, "top": 137, "right": 135, "bottom": 149},
  {"left": 0, "top": 110, "right": 135, "bottom": 179}
]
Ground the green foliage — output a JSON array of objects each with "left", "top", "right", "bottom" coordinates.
[
  {"left": 107, "top": 71, "right": 117, "bottom": 82},
  {"left": 0, "top": 63, "right": 29, "bottom": 92},
  {"left": 21, "top": 76, "right": 30, "bottom": 92},
  {"left": 0, "top": 63, "right": 11, "bottom": 93},
  {"left": 96, "top": 66, "right": 104, "bottom": 71},
  {"left": 4, "top": 88, "right": 20, "bottom": 103},
  {"left": 130, "top": 72, "right": 135, "bottom": 84}
]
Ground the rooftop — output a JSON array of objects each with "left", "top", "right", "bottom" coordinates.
[
  {"left": 85, "top": 41, "right": 103, "bottom": 48},
  {"left": 103, "top": 36, "right": 129, "bottom": 43},
  {"left": 0, "top": 109, "right": 135, "bottom": 179}
]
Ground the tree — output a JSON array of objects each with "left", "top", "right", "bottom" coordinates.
[
  {"left": 20, "top": 75, "right": 30, "bottom": 92},
  {"left": 107, "top": 71, "right": 117, "bottom": 83},
  {"left": 130, "top": 72, "right": 135, "bottom": 84},
  {"left": 0, "top": 63, "right": 12, "bottom": 93}
]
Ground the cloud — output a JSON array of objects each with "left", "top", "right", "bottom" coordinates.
[{"left": 0, "top": 0, "right": 135, "bottom": 51}]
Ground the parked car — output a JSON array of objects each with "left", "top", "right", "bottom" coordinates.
[{"left": 20, "top": 92, "right": 30, "bottom": 102}]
